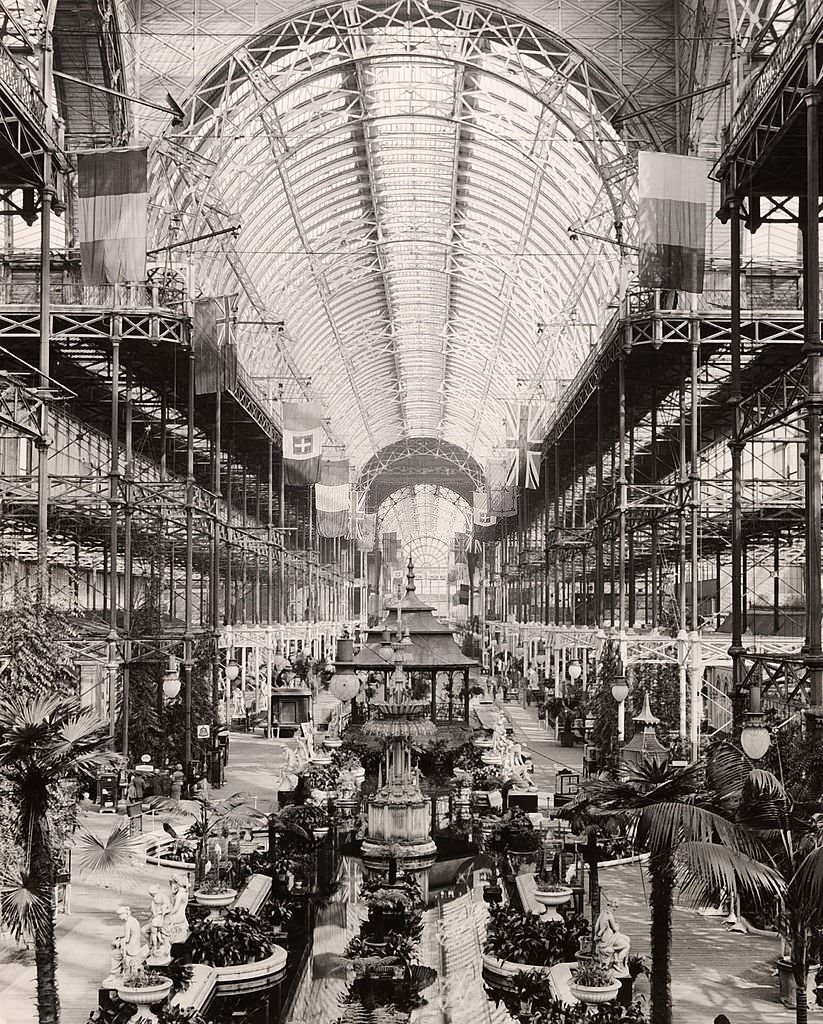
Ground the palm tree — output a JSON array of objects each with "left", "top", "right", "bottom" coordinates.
[
  {"left": 559, "top": 754, "right": 783, "bottom": 1024},
  {"left": 0, "top": 693, "right": 111, "bottom": 1024},
  {"left": 712, "top": 744, "right": 823, "bottom": 1024}
]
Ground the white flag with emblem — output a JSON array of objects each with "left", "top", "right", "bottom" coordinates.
[{"left": 282, "top": 401, "right": 323, "bottom": 486}]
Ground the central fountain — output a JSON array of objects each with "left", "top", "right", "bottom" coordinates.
[{"left": 361, "top": 689, "right": 438, "bottom": 881}]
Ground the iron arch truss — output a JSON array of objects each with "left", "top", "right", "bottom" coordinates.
[
  {"left": 357, "top": 438, "right": 485, "bottom": 505},
  {"left": 154, "top": 0, "right": 654, "bottom": 472}
]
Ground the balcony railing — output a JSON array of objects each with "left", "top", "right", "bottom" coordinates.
[
  {"left": 0, "top": 281, "right": 184, "bottom": 310},
  {"left": 724, "top": 0, "right": 823, "bottom": 142},
  {"left": 0, "top": 41, "right": 46, "bottom": 127}
]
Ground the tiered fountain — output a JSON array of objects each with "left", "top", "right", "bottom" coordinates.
[{"left": 361, "top": 659, "right": 437, "bottom": 885}]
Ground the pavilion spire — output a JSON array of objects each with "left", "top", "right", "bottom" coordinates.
[{"left": 406, "top": 556, "right": 416, "bottom": 593}]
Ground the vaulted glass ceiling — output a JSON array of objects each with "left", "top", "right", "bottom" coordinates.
[
  {"left": 157, "top": 0, "right": 640, "bottom": 475},
  {"left": 378, "top": 485, "right": 471, "bottom": 565},
  {"left": 153, "top": 0, "right": 645, "bottom": 554}
]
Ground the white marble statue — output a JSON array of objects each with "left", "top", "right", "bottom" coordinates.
[
  {"left": 168, "top": 875, "right": 190, "bottom": 944},
  {"left": 503, "top": 742, "right": 535, "bottom": 789},
  {"left": 491, "top": 714, "right": 508, "bottom": 754},
  {"left": 594, "top": 899, "right": 631, "bottom": 977},
  {"left": 110, "top": 905, "right": 147, "bottom": 977},
  {"left": 145, "top": 886, "right": 172, "bottom": 964}
]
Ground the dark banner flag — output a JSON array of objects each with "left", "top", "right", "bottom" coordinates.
[
  {"left": 367, "top": 551, "right": 382, "bottom": 591},
  {"left": 381, "top": 531, "right": 399, "bottom": 566},
  {"left": 193, "top": 296, "right": 237, "bottom": 395},
  {"left": 77, "top": 147, "right": 148, "bottom": 284},
  {"left": 638, "top": 151, "right": 707, "bottom": 294}
]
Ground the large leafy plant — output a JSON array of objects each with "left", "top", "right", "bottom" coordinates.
[
  {"left": 189, "top": 908, "right": 273, "bottom": 967},
  {"left": 484, "top": 906, "right": 588, "bottom": 966}
]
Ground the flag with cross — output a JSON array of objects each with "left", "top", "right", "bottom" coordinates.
[
  {"left": 282, "top": 401, "right": 324, "bottom": 485},
  {"left": 193, "top": 294, "right": 238, "bottom": 394},
  {"left": 504, "top": 400, "right": 544, "bottom": 490}
]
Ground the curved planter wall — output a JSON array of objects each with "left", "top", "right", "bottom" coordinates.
[
  {"left": 481, "top": 954, "right": 555, "bottom": 991},
  {"left": 214, "top": 946, "right": 289, "bottom": 994}
]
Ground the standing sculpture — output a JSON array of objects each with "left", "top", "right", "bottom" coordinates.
[
  {"left": 145, "top": 886, "right": 172, "bottom": 965},
  {"left": 167, "top": 874, "right": 190, "bottom": 944}
]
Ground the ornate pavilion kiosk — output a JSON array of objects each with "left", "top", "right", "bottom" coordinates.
[
  {"left": 353, "top": 559, "right": 477, "bottom": 722},
  {"left": 354, "top": 560, "right": 477, "bottom": 889}
]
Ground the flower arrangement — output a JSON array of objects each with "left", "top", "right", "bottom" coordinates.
[
  {"left": 195, "top": 878, "right": 234, "bottom": 896},
  {"left": 280, "top": 802, "right": 330, "bottom": 833},
  {"left": 332, "top": 749, "right": 364, "bottom": 771},
  {"left": 490, "top": 807, "right": 541, "bottom": 853}
]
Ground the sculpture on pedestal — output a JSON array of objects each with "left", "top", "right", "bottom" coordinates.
[
  {"left": 110, "top": 905, "right": 148, "bottom": 978},
  {"left": 145, "top": 886, "right": 172, "bottom": 965},
  {"left": 167, "top": 874, "right": 190, "bottom": 944},
  {"left": 594, "top": 899, "right": 631, "bottom": 977}
]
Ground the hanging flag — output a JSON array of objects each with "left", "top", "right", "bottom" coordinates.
[
  {"left": 381, "top": 531, "right": 399, "bottom": 566},
  {"left": 473, "top": 489, "right": 495, "bottom": 527},
  {"left": 282, "top": 402, "right": 323, "bottom": 486},
  {"left": 352, "top": 510, "right": 376, "bottom": 551},
  {"left": 487, "top": 456, "right": 517, "bottom": 517},
  {"left": 637, "top": 151, "right": 707, "bottom": 293},
  {"left": 315, "top": 458, "right": 350, "bottom": 538},
  {"left": 505, "top": 401, "right": 543, "bottom": 490},
  {"left": 453, "top": 532, "right": 468, "bottom": 564},
  {"left": 193, "top": 295, "right": 238, "bottom": 395},
  {"left": 77, "top": 148, "right": 148, "bottom": 285}
]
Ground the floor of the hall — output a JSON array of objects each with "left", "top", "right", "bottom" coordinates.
[{"left": 0, "top": 690, "right": 803, "bottom": 1024}]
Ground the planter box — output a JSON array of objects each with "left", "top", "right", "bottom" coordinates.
[{"left": 776, "top": 957, "right": 819, "bottom": 1008}]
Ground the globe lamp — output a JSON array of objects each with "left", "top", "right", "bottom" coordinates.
[
  {"left": 740, "top": 713, "right": 770, "bottom": 760},
  {"left": 331, "top": 634, "right": 360, "bottom": 703},
  {"left": 162, "top": 655, "right": 181, "bottom": 701},
  {"left": 568, "top": 659, "right": 582, "bottom": 682},
  {"left": 611, "top": 675, "right": 629, "bottom": 704},
  {"left": 225, "top": 659, "right": 241, "bottom": 683}
]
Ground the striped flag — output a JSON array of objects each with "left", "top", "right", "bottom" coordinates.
[
  {"left": 77, "top": 148, "right": 148, "bottom": 284},
  {"left": 315, "top": 458, "right": 349, "bottom": 538},
  {"left": 637, "top": 151, "right": 707, "bottom": 293},
  {"left": 505, "top": 401, "right": 543, "bottom": 490},
  {"left": 282, "top": 402, "right": 323, "bottom": 486}
]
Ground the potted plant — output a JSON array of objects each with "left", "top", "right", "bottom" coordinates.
[
  {"left": 193, "top": 878, "right": 237, "bottom": 918},
  {"left": 116, "top": 968, "right": 174, "bottom": 1023},
  {"left": 569, "top": 960, "right": 621, "bottom": 1005}
]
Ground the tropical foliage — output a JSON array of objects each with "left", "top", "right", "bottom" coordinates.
[
  {"left": 483, "top": 905, "right": 588, "bottom": 967},
  {"left": 189, "top": 907, "right": 273, "bottom": 967},
  {"left": 0, "top": 693, "right": 112, "bottom": 1024},
  {"left": 559, "top": 750, "right": 784, "bottom": 1024}
]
